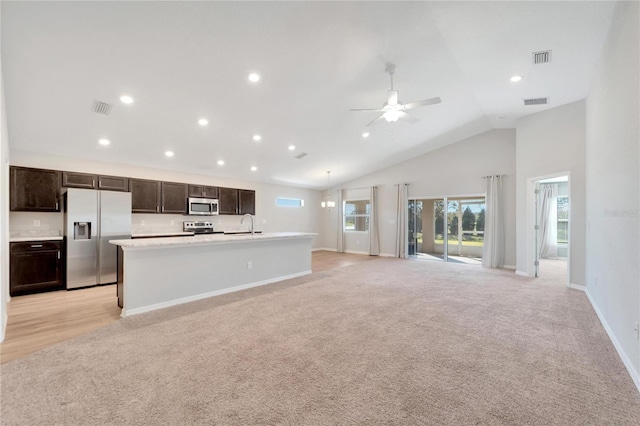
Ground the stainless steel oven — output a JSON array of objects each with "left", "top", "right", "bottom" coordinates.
[{"left": 188, "top": 197, "right": 219, "bottom": 216}]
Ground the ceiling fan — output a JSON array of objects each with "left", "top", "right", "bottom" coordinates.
[{"left": 350, "top": 64, "right": 441, "bottom": 126}]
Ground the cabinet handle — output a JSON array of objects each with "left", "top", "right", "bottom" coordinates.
[
  {"left": 156, "top": 206, "right": 159, "bottom": 212},
  {"left": 30, "top": 244, "right": 43, "bottom": 248},
  {"left": 93, "top": 178, "right": 95, "bottom": 187},
  {"left": 162, "top": 205, "right": 165, "bottom": 212},
  {"left": 57, "top": 251, "right": 61, "bottom": 259},
  {"left": 55, "top": 202, "right": 59, "bottom": 210}
]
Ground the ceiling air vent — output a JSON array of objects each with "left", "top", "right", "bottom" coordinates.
[
  {"left": 294, "top": 152, "right": 308, "bottom": 159},
  {"left": 524, "top": 97, "right": 549, "bottom": 106},
  {"left": 532, "top": 50, "right": 552, "bottom": 64},
  {"left": 92, "top": 100, "right": 112, "bottom": 115}
]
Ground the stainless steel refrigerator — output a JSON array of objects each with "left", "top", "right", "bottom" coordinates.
[{"left": 63, "top": 188, "right": 132, "bottom": 289}]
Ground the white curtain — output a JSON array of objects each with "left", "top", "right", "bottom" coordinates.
[
  {"left": 337, "top": 189, "right": 345, "bottom": 253},
  {"left": 369, "top": 186, "right": 380, "bottom": 256},
  {"left": 482, "top": 175, "right": 505, "bottom": 268},
  {"left": 538, "top": 184, "right": 558, "bottom": 259},
  {"left": 395, "top": 184, "right": 408, "bottom": 258}
]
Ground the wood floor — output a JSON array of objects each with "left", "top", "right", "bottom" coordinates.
[{"left": 1, "top": 250, "right": 375, "bottom": 364}]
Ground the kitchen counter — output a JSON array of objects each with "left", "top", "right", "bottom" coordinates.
[
  {"left": 131, "top": 231, "right": 194, "bottom": 238},
  {"left": 111, "top": 231, "right": 302, "bottom": 249},
  {"left": 9, "top": 236, "right": 63, "bottom": 242},
  {"left": 110, "top": 232, "right": 316, "bottom": 316}
]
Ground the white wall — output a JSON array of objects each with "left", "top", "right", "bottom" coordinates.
[
  {"left": 515, "top": 101, "right": 586, "bottom": 285},
  {"left": 585, "top": 1, "right": 639, "bottom": 382},
  {"left": 0, "top": 49, "right": 10, "bottom": 342},
  {"left": 9, "top": 150, "right": 324, "bottom": 247},
  {"left": 322, "top": 129, "right": 517, "bottom": 266}
]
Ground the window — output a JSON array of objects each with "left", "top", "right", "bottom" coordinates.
[
  {"left": 557, "top": 196, "right": 569, "bottom": 243},
  {"left": 276, "top": 197, "right": 304, "bottom": 207},
  {"left": 344, "top": 199, "right": 370, "bottom": 232}
]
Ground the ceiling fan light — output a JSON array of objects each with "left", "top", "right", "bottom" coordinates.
[
  {"left": 321, "top": 201, "right": 326, "bottom": 208},
  {"left": 383, "top": 110, "right": 402, "bottom": 122},
  {"left": 328, "top": 200, "right": 336, "bottom": 208}
]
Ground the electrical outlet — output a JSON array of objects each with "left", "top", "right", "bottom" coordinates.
[
  {"left": 634, "top": 322, "right": 639, "bottom": 340},
  {"left": 33, "top": 220, "right": 40, "bottom": 227},
  {"left": 247, "top": 261, "right": 252, "bottom": 270}
]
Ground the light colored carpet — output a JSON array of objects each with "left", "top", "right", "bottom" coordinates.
[{"left": 2, "top": 258, "right": 639, "bottom": 425}]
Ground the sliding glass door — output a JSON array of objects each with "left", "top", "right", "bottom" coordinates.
[{"left": 409, "top": 196, "right": 485, "bottom": 264}]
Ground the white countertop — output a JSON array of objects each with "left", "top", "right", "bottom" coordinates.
[
  {"left": 10, "top": 236, "right": 63, "bottom": 242},
  {"left": 110, "top": 232, "right": 316, "bottom": 250},
  {"left": 132, "top": 231, "right": 194, "bottom": 238}
]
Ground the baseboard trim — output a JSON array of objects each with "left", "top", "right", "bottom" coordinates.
[
  {"left": 568, "top": 283, "right": 586, "bottom": 291},
  {"left": 515, "top": 270, "right": 529, "bottom": 277},
  {"left": 122, "top": 270, "right": 312, "bottom": 317},
  {"left": 584, "top": 287, "right": 640, "bottom": 394},
  {"left": 503, "top": 264, "right": 516, "bottom": 270},
  {"left": 345, "top": 250, "right": 369, "bottom": 255},
  {"left": 379, "top": 253, "right": 396, "bottom": 258},
  {"left": 313, "top": 247, "right": 337, "bottom": 252}
]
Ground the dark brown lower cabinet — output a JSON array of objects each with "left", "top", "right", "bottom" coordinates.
[{"left": 10, "top": 241, "right": 64, "bottom": 296}]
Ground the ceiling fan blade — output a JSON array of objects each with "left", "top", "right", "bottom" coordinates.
[
  {"left": 350, "top": 108, "right": 383, "bottom": 111},
  {"left": 403, "top": 97, "right": 442, "bottom": 110},
  {"left": 398, "top": 112, "right": 419, "bottom": 124},
  {"left": 387, "top": 90, "right": 399, "bottom": 106},
  {"left": 366, "top": 114, "right": 386, "bottom": 127}
]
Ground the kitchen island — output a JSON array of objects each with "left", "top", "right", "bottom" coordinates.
[{"left": 110, "top": 232, "right": 316, "bottom": 317}]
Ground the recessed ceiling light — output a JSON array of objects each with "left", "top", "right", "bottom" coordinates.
[
  {"left": 248, "top": 73, "right": 261, "bottom": 83},
  {"left": 120, "top": 95, "right": 134, "bottom": 104},
  {"left": 217, "top": 160, "right": 225, "bottom": 166},
  {"left": 250, "top": 166, "right": 258, "bottom": 172},
  {"left": 362, "top": 132, "right": 370, "bottom": 138},
  {"left": 165, "top": 151, "right": 174, "bottom": 157},
  {"left": 198, "top": 118, "right": 209, "bottom": 126},
  {"left": 288, "top": 145, "right": 296, "bottom": 151},
  {"left": 510, "top": 75, "right": 522, "bottom": 83},
  {"left": 252, "top": 134, "right": 262, "bottom": 141},
  {"left": 98, "top": 138, "right": 110, "bottom": 146}
]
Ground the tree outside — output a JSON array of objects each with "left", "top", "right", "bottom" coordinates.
[
  {"left": 462, "top": 206, "right": 476, "bottom": 231},
  {"left": 476, "top": 208, "right": 485, "bottom": 232}
]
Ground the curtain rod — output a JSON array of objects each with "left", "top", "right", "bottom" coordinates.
[{"left": 482, "top": 174, "right": 508, "bottom": 179}]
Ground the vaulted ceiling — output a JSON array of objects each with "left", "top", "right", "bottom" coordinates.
[{"left": 1, "top": 1, "right": 616, "bottom": 189}]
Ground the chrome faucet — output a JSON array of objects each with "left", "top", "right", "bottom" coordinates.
[{"left": 241, "top": 214, "right": 254, "bottom": 235}]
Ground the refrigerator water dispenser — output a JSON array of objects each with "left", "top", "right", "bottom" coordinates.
[{"left": 74, "top": 222, "right": 91, "bottom": 240}]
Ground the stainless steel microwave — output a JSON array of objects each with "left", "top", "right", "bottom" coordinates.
[{"left": 188, "top": 197, "right": 219, "bottom": 216}]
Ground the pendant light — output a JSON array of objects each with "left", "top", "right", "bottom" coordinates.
[{"left": 321, "top": 171, "right": 336, "bottom": 210}]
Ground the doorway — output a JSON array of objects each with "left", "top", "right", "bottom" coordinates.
[
  {"left": 409, "top": 196, "right": 485, "bottom": 264},
  {"left": 533, "top": 175, "right": 570, "bottom": 284}
]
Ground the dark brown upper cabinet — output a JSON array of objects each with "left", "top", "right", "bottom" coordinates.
[
  {"left": 129, "top": 179, "right": 161, "bottom": 213},
  {"left": 238, "top": 190, "right": 256, "bottom": 215},
  {"left": 97, "top": 175, "right": 129, "bottom": 192},
  {"left": 161, "top": 182, "right": 188, "bottom": 214},
  {"left": 62, "top": 172, "right": 128, "bottom": 192},
  {"left": 218, "top": 187, "right": 239, "bottom": 215},
  {"left": 188, "top": 185, "right": 219, "bottom": 199},
  {"left": 10, "top": 166, "right": 61, "bottom": 212},
  {"left": 62, "top": 171, "right": 96, "bottom": 189}
]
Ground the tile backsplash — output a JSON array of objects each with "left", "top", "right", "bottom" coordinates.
[{"left": 9, "top": 211, "right": 256, "bottom": 237}]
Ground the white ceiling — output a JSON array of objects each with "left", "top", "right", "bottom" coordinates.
[{"left": 1, "top": 1, "right": 616, "bottom": 189}]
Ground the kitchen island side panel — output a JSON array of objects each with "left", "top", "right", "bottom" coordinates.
[{"left": 121, "top": 236, "right": 312, "bottom": 316}]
